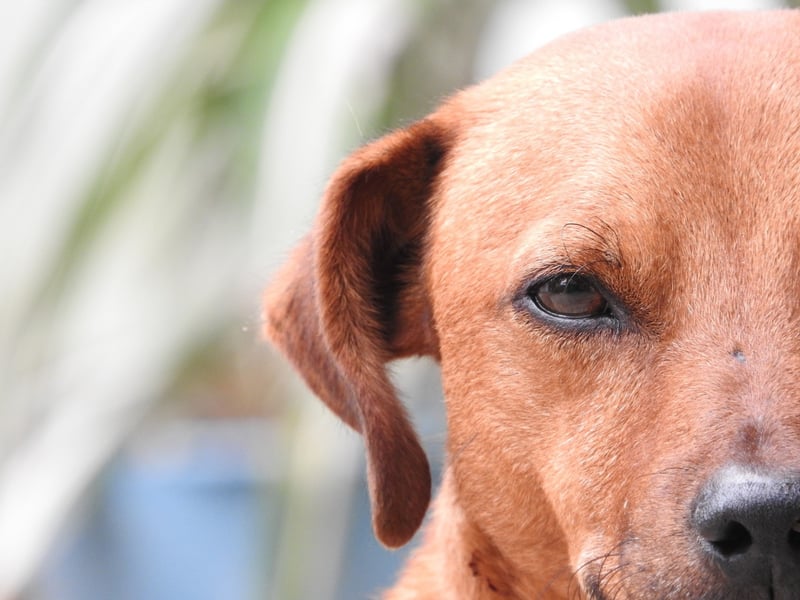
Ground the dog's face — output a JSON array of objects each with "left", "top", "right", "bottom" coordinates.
[{"left": 265, "top": 11, "right": 800, "bottom": 599}]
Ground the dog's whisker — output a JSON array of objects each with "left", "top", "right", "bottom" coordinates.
[
  {"left": 448, "top": 431, "right": 478, "bottom": 463},
  {"left": 633, "top": 464, "right": 701, "bottom": 483},
  {"left": 558, "top": 542, "right": 628, "bottom": 600}
]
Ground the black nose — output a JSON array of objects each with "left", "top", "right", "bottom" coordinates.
[{"left": 692, "top": 466, "right": 800, "bottom": 588}]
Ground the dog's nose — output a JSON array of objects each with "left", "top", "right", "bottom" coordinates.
[{"left": 692, "top": 466, "right": 800, "bottom": 586}]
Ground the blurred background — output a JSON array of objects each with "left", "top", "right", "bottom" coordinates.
[{"left": 1, "top": 0, "right": 794, "bottom": 598}]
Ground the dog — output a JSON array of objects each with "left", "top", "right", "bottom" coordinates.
[{"left": 263, "top": 10, "right": 800, "bottom": 599}]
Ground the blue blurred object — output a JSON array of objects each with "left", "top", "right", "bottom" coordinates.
[
  {"left": 337, "top": 465, "right": 442, "bottom": 599},
  {"left": 37, "top": 420, "right": 277, "bottom": 600},
  {"left": 35, "top": 374, "right": 444, "bottom": 600}
]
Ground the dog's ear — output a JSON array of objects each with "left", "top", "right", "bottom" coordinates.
[{"left": 264, "top": 118, "right": 451, "bottom": 547}]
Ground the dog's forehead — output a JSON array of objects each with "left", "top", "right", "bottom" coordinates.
[{"left": 432, "top": 11, "right": 800, "bottom": 299}]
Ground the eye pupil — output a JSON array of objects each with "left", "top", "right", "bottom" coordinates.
[{"left": 532, "top": 274, "right": 608, "bottom": 319}]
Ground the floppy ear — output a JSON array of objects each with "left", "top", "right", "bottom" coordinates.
[{"left": 263, "top": 117, "right": 451, "bottom": 547}]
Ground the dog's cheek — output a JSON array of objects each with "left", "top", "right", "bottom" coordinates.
[
  {"left": 437, "top": 338, "right": 566, "bottom": 575},
  {"left": 532, "top": 354, "right": 654, "bottom": 545},
  {"left": 440, "top": 323, "right": 650, "bottom": 574}
]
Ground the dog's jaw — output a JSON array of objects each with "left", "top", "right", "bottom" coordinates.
[
  {"left": 390, "top": 474, "right": 619, "bottom": 600},
  {"left": 389, "top": 473, "right": 535, "bottom": 600}
]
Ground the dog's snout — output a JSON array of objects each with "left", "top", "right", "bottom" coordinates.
[{"left": 692, "top": 467, "right": 800, "bottom": 590}]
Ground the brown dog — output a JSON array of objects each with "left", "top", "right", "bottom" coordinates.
[{"left": 264, "top": 10, "right": 800, "bottom": 599}]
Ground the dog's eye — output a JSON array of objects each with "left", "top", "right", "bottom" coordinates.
[{"left": 530, "top": 274, "right": 608, "bottom": 319}]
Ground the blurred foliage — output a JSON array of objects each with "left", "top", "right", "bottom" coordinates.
[
  {"left": 380, "top": 0, "right": 499, "bottom": 125},
  {"left": 623, "top": 0, "right": 661, "bottom": 13},
  {"left": 40, "top": 0, "right": 314, "bottom": 422},
  {"left": 45, "top": 0, "right": 304, "bottom": 322},
  {"left": 1, "top": 1, "right": 309, "bottom": 596}
]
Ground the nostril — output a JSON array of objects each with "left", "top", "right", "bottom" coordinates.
[{"left": 706, "top": 520, "right": 753, "bottom": 557}]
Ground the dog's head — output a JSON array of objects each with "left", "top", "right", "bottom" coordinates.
[{"left": 265, "top": 10, "right": 800, "bottom": 598}]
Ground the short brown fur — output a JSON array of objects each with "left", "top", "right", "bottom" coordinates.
[{"left": 264, "top": 10, "right": 800, "bottom": 598}]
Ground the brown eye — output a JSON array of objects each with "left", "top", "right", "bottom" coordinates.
[{"left": 531, "top": 274, "right": 608, "bottom": 319}]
